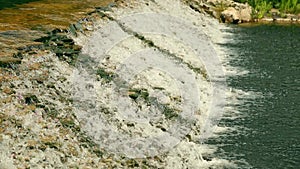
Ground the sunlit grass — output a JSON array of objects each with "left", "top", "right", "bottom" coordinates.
[
  {"left": 235, "top": 0, "right": 300, "bottom": 17},
  {"left": 280, "top": 0, "right": 300, "bottom": 13},
  {"left": 249, "top": 0, "right": 273, "bottom": 18}
]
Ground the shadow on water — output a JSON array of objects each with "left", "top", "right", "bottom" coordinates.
[{"left": 0, "top": 0, "right": 40, "bottom": 10}]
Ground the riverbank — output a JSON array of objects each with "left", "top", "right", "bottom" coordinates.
[
  {"left": 0, "top": 0, "right": 234, "bottom": 168},
  {"left": 186, "top": 0, "right": 300, "bottom": 24}
]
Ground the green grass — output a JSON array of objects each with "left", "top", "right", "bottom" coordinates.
[
  {"left": 251, "top": 0, "right": 273, "bottom": 18},
  {"left": 280, "top": 0, "right": 300, "bottom": 13},
  {"left": 234, "top": 0, "right": 300, "bottom": 18}
]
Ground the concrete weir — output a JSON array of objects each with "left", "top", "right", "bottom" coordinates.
[
  {"left": 72, "top": 0, "right": 230, "bottom": 168},
  {"left": 0, "top": 0, "right": 234, "bottom": 168}
]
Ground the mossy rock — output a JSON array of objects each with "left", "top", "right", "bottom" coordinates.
[
  {"left": 162, "top": 106, "right": 179, "bottom": 119},
  {"left": 128, "top": 88, "right": 149, "bottom": 101},
  {"left": 34, "top": 31, "right": 81, "bottom": 65},
  {"left": 96, "top": 68, "right": 114, "bottom": 82}
]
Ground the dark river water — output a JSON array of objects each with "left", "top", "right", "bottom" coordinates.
[
  {"left": 0, "top": 0, "right": 39, "bottom": 10},
  {"left": 208, "top": 24, "right": 300, "bottom": 169}
]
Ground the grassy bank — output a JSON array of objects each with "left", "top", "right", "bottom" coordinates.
[{"left": 235, "top": 0, "right": 300, "bottom": 18}]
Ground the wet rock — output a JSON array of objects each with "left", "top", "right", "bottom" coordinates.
[
  {"left": 96, "top": 67, "right": 114, "bottom": 82},
  {"left": 24, "top": 94, "right": 39, "bottom": 105},
  {"left": 50, "top": 28, "right": 66, "bottom": 34},
  {"left": 13, "top": 52, "right": 23, "bottom": 59},
  {"left": 1, "top": 96, "right": 12, "bottom": 104},
  {"left": 34, "top": 32, "right": 82, "bottom": 65},
  {"left": 128, "top": 88, "right": 149, "bottom": 101},
  {"left": 68, "top": 24, "right": 77, "bottom": 36},
  {"left": 202, "top": 155, "right": 213, "bottom": 161},
  {"left": 28, "top": 62, "right": 41, "bottom": 70},
  {"left": 26, "top": 140, "right": 38, "bottom": 149},
  {"left": 0, "top": 57, "right": 22, "bottom": 68},
  {"left": 40, "top": 135, "right": 60, "bottom": 149},
  {"left": 2, "top": 87, "right": 14, "bottom": 95}
]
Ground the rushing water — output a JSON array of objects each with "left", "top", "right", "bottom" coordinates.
[
  {"left": 1, "top": 0, "right": 299, "bottom": 168},
  {"left": 209, "top": 24, "right": 300, "bottom": 169}
]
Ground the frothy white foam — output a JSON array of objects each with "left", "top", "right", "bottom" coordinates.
[
  {"left": 70, "top": 0, "right": 249, "bottom": 167},
  {"left": 213, "top": 28, "right": 264, "bottom": 168}
]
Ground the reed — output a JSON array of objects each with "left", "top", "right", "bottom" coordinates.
[
  {"left": 250, "top": 0, "right": 273, "bottom": 18},
  {"left": 280, "top": 0, "right": 299, "bottom": 13}
]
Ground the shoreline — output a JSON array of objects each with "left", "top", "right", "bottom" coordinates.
[{"left": 185, "top": 0, "right": 300, "bottom": 24}]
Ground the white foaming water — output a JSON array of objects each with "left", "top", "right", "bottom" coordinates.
[
  {"left": 212, "top": 27, "right": 264, "bottom": 168},
  {"left": 70, "top": 0, "right": 257, "bottom": 168}
]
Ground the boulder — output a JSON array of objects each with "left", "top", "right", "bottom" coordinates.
[
  {"left": 220, "top": 3, "right": 252, "bottom": 23},
  {"left": 240, "top": 4, "right": 252, "bottom": 22},
  {"left": 221, "top": 7, "right": 240, "bottom": 24}
]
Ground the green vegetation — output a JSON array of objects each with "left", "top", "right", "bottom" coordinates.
[
  {"left": 235, "top": 0, "right": 300, "bottom": 18},
  {"left": 252, "top": 0, "right": 273, "bottom": 18},
  {"left": 279, "top": 0, "right": 300, "bottom": 13}
]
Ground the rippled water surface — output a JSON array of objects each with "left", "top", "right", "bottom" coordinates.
[{"left": 209, "top": 24, "right": 300, "bottom": 168}]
